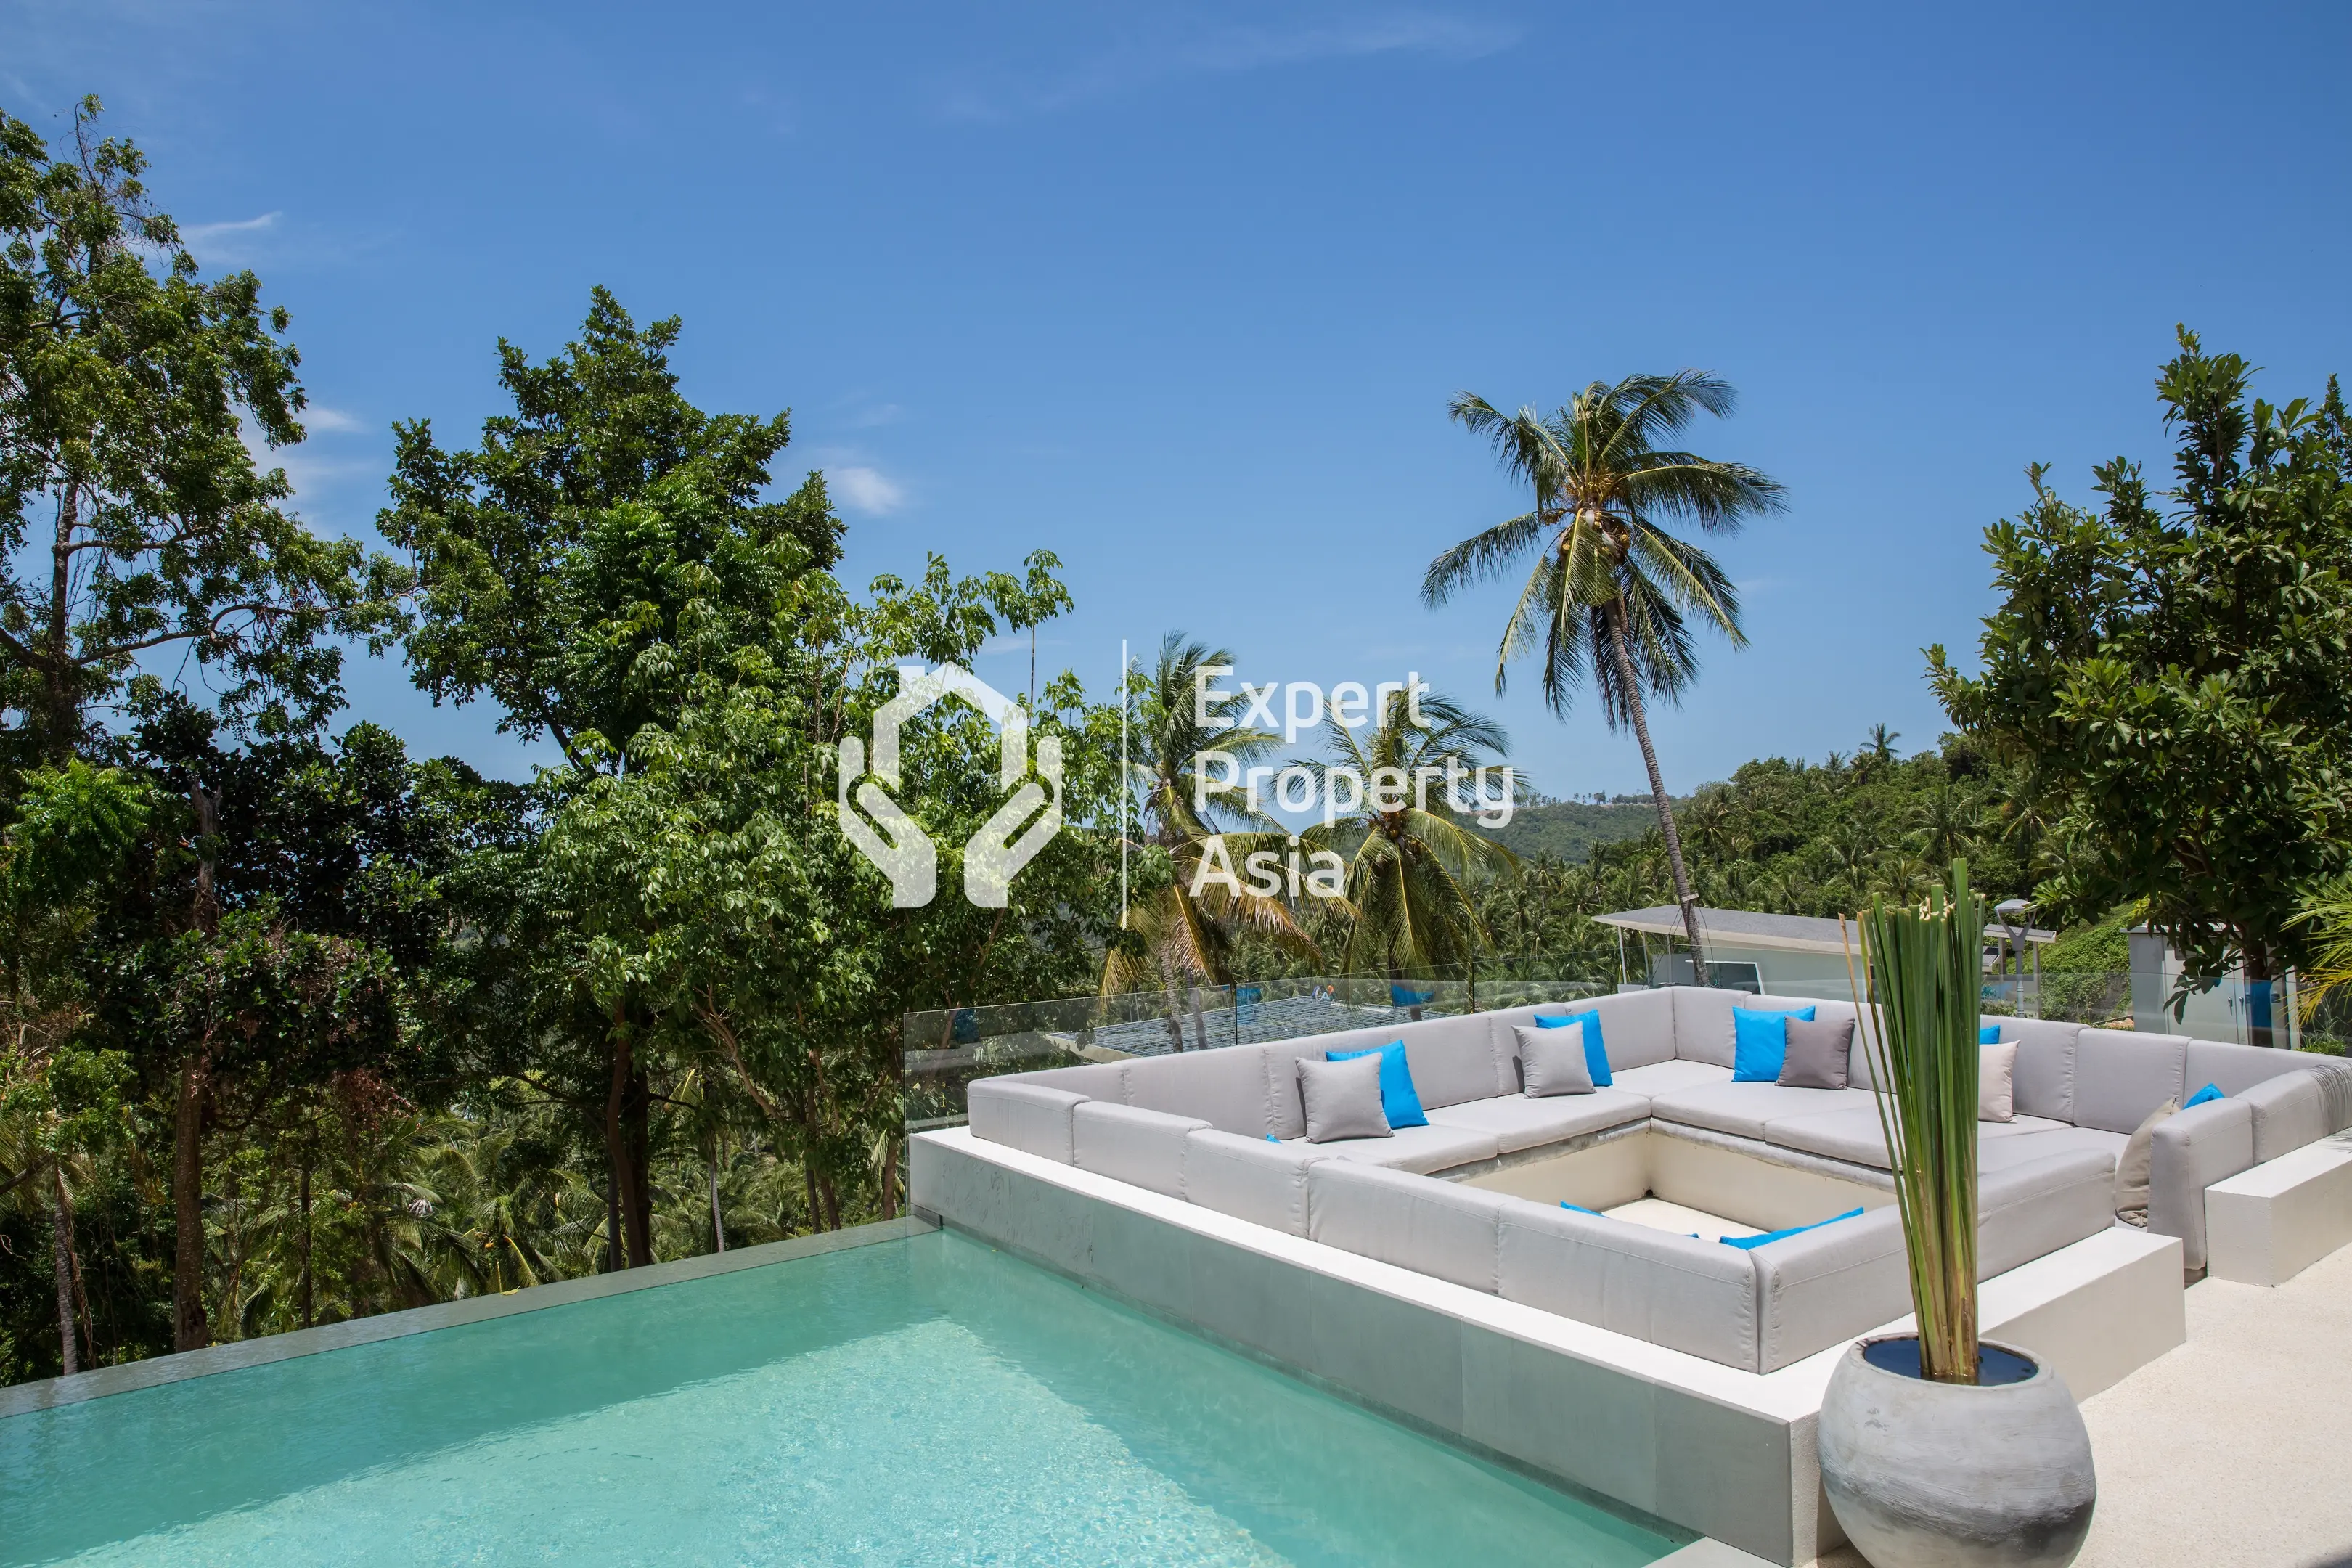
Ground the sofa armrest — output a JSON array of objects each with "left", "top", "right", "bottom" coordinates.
[
  {"left": 2239, "top": 1071, "right": 2328, "bottom": 1162},
  {"left": 2149, "top": 1096, "right": 2256, "bottom": 1271},
  {"left": 967, "top": 1079, "right": 1089, "bottom": 1163},
  {"left": 1752, "top": 1205, "right": 1908, "bottom": 1372},
  {"left": 1072, "top": 1101, "right": 1209, "bottom": 1198}
]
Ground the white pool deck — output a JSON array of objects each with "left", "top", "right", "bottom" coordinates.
[{"left": 1805, "top": 1233, "right": 2352, "bottom": 1568}]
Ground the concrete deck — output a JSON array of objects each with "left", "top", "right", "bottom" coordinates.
[{"left": 1812, "top": 1238, "right": 2352, "bottom": 1568}]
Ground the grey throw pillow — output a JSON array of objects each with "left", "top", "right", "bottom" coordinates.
[
  {"left": 1514, "top": 1023, "right": 1595, "bottom": 1097},
  {"left": 1296, "top": 1051, "right": 1392, "bottom": 1143},
  {"left": 1776, "top": 1016, "right": 1855, "bottom": 1090},
  {"left": 2114, "top": 1096, "right": 2180, "bottom": 1223}
]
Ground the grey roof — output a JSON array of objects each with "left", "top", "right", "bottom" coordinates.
[
  {"left": 1596, "top": 906, "right": 1861, "bottom": 954},
  {"left": 1596, "top": 905, "right": 2056, "bottom": 954}
]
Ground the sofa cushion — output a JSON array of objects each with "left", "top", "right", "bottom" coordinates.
[
  {"left": 1124, "top": 1045, "right": 1274, "bottom": 1136},
  {"left": 1980, "top": 1040, "right": 2019, "bottom": 1122},
  {"left": 1496, "top": 1199, "right": 1762, "bottom": 1371},
  {"left": 2149, "top": 1095, "right": 2256, "bottom": 1270},
  {"left": 1974, "top": 1127, "right": 2131, "bottom": 1175},
  {"left": 1297, "top": 1053, "right": 1392, "bottom": 1143},
  {"left": 1424, "top": 1089, "right": 1650, "bottom": 1153},
  {"left": 2238, "top": 1070, "right": 2329, "bottom": 1162},
  {"left": 1751, "top": 1203, "right": 1908, "bottom": 1371},
  {"left": 1671, "top": 985, "right": 1741, "bottom": 1067},
  {"left": 967, "top": 1079, "right": 1088, "bottom": 1162},
  {"left": 1612, "top": 1058, "right": 1736, "bottom": 1096},
  {"left": 1291, "top": 1122, "right": 1501, "bottom": 1175},
  {"left": 1307, "top": 1160, "right": 1512, "bottom": 1293},
  {"left": 1977, "top": 1148, "right": 2118, "bottom": 1278},
  {"left": 2074, "top": 1028, "right": 2189, "bottom": 1134},
  {"left": 1262, "top": 1029, "right": 1400, "bottom": 1138},
  {"left": 1591, "top": 987, "right": 1681, "bottom": 1071},
  {"left": 1071, "top": 1102, "right": 1209, "bottom": 1197},
  {"left": 1513, "top": 1022, "right": 1595, "bottom": 1098},
  {"left": 2003, "top": 1017, "right": 2084, "bottom": 1122},
  {"left": 1764, "top": 1105, "right": 1895, "bottom": 1167},
  {"left": 1016, "top": 1061, "right": 1132, "bottom": 1100},
  {"left": 2114, "top": 1097, "right": 2181, "bottom": 1221},
  {"left": 1394, "top": 1012, "right": 1511, "bottom": 1108},
  {"left": 1182, "top": 1128, "right": 1327, "bottom": 1235},
  {"left": 1650, "top": 1082, "right": 1874, "bottom": 1141}
]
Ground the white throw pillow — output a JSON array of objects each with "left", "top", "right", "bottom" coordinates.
[
  {"left": 1295, "top": 1051, "right": 1392, "bottom": 1143},
  {"left": 1514, "top": 1022, "right": 1595, "bottom": 1097},
  {"left": 1980, "top": 1041, "right": 2018, "bottom": 1122},
  {"left": 2114, "top": 1096, "right": 2181, "bottom": 1222}
]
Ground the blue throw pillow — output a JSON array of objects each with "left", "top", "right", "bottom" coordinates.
[
  {"left": 1719, "top": 1206, "right": 1865, "bottom": 1250},
  {"left": 1731, "top": 1004, "right": 1816, "bottom": 1082},
  {"left": 1326, "top": 1040, "right": 1429, "bottom": 1128},
  {"left": 2184, "top": 1082, "right": 2225, "bottom": 1109},
  {"left": 1533, "top": 1009, "right": 1612, "bottom": 1087},
  {"left": 1559, "top": 1201, "right": 1603, "bottom": 1215},
  {"left": 1980, "top": 1024, "right": 2003, "bottom": 1045}
]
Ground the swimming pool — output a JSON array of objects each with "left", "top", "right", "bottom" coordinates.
[{"left": 0, "top": 1228, "right": 1682, "bottom": 1566}]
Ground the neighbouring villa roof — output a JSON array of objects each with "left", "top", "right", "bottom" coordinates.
[{"left": 1596, "top": 905, "right": 2056, "bottom": 955}]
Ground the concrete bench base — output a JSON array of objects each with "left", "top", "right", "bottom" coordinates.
[
  {"left": 2206, "top": 1136, "right": 2352, "bottom": 1286},
  {"left": 912, "top": 1126, "right": 2183, "bottom": 1566}
]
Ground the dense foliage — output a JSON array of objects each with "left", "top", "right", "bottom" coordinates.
[{"left": 0, "top": 105, "right": 1124, "bottom": 1382}]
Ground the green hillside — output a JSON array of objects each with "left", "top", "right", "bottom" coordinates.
[{"left": 1481, "top": 797, "right": 1685, "bottom": 862}]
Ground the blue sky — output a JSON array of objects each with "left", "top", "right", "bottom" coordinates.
[{"left": 8, "top": 2, "right": 2351, "bottom": 797}]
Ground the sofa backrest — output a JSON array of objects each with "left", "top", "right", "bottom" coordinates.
[
  {"left": 2072, "top": 1027, "right": 2189, "bottom": 1133},
  {"left": 1496, "top": 1197, "right": 1762, "bottom": 1368},
  {"left": 2185, "top": 1038, "right": 2332, "bottom": 1101},
  {"left": 1994, "top": 1017, "right": 2084, "bottom": 1122},
  {"left": 1490, "top": 987, "right": 1680, "bottom": 1074}
]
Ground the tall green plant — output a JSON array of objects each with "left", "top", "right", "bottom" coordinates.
[{"left": 1851, "top": 859, "right": 1987, "bottom": 1384}]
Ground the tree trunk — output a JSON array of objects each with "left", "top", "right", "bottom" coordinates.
[
  {"left": 1605, "top": 603, "right": 1705, "bottom": 965},
  {"left": 709, "top": 1155, "right": 726, "bottom": 1253},
  {"left": 50, "top": 1172, "right": 78, "bottom": 1377},
  {"left": 621, "top": 1063, "right": 653, "bottom": 1267},
  {"left": 41, "top": 486, "right": 80, "bottom": 764},
  {"left": 603, "top": 1005, "right": 651, "bottom": 1268},
  {"left": 171, "top": 1059, "right": 211, "bottom": 1352},
  {"left": 298, "top": 1159, "right": 314, "bottom": 1330}
]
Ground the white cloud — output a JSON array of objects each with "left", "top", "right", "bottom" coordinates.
[
  {"left": 179, "top": 211, "right": 282, "bottom": 264},
  {"left": 301, "top": 406, "right": 364, "bottom": 434},
  {"left": 830, "top": 465, "right": 907, "bottom": 515}
]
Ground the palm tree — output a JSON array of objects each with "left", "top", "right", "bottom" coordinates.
[
  {"left": 1863, "top": 724, "right": 1902, "bottom": 768},
  {"left": 1102, "top": 634, "right": 1315, "bottom": 1042},
  {"left": 1426, "top": 372, "right": 1784, "bottom": 957},
  {"left": 1299, "top": 689, "right": 1519, "bottom": 987}
]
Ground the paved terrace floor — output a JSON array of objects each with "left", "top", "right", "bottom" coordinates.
[{"left": 1810, "top": 1241, "right": 2352, "bottom": 1568}]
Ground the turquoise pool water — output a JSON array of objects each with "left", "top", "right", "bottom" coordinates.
[{"left": 0, "top": 1230, "right": 1681, "bottom": 1566}]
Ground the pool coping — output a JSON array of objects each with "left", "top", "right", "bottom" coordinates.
[{"left": 0, "top": 1213, "right": 938, "bottom": 1419}]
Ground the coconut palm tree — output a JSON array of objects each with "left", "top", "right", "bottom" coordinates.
[
  {"left": 1102, "top": 634, "right": 1315, "bottom": 1042},
  {"left": 1426, "top": 372, "right": 1784, "bottom": 957},
  {"left": 1297, "top": 688, "right": 1519, "bottom": 986}
]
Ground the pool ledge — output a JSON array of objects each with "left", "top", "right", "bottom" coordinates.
[{"left": 0, "top": 1214, "right": 937, "bottom": 1420}]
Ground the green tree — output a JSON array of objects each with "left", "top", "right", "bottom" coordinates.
[
  {"left": 1931, "top": 330, "right": 2352, "bottom": 1043},
  {"left": 1426, "top": 373, "right": 1784, "bottom": 957},
  {"left": 1299, "top": 689, "right": 1517, "bottom": 983}
]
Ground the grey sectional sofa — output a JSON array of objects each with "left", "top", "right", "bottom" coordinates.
[{"left": 966, "top": 984, "right": 2352, "bottom": 1372}]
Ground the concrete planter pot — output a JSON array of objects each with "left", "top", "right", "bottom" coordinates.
[{"left": 1819, "top": 1335, "right": 2095, "bottom": 1567}]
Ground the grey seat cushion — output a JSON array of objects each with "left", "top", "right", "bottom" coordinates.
[
  {"left": 1975, "top": 1113, "right": 2073, "bottom": 1141},
  {"left": 1763, "top": 1106, "right": 1895, "bottom": 1167},
  {"left": 1977, "top": 1148, "right": 2118, "bottom": 1278},
  {"left": 1289, "top": 1122, "right": 1500, "bottom": 1175},
  {"left": 1307, "top": 1160, "right": 1512, "bottom": 1292},
  {"left": 1649, "top": 1082, "right": 1875, "bottom": 1140},
  {"left": 1424, "top": 1089, "right": 1651, "bottom": 1153},
  {"left": 1610, "top": 1058, "right": 1735, "bottom": 1095},
  {"left": 1974, "top": 1127, "right": 2131, "bottom": 1175}
]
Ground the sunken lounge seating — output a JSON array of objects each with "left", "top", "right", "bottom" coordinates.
[{"left": 965, "top": 985, "right": 2352, "bottom": 1373}]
